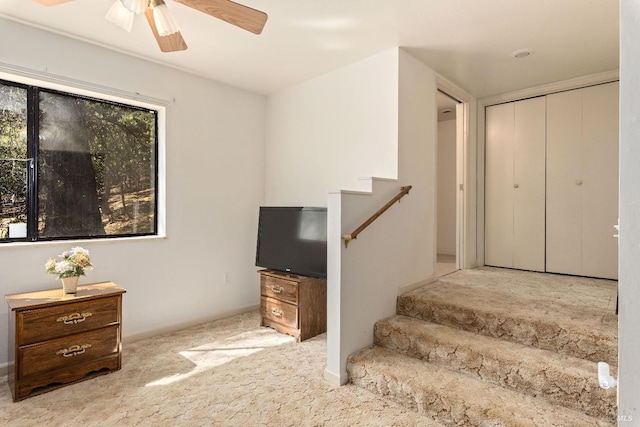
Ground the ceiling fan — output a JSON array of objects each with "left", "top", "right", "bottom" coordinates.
[{"left": 32, "top": 0, "right": 268, "bottom": 53}]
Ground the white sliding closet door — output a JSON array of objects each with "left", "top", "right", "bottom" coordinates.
[
  {"left": 485, "top": 103, "right": 514, "bottom": 268},
  {"left": 582, "top": 83, "right": 619, "bottom": 279},
  {"left": 546, "top": 82, "right": 619, "bottom": 279},
  {"left": 546, "top": 89, "right": 583, "bottom": 276},
  {"left": 485, "top": 97, "right": 546, "bottom": 271},
  {"left": 513, "top": 98, "right": 546, "bottom": 270}
]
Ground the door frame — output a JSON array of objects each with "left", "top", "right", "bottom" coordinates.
[{"left": 436, "top": 75, "right": 474, "bottom": 271}]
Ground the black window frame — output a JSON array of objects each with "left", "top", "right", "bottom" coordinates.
[{"left": 0, "top": 78, "right": 159, "bottom": 243}]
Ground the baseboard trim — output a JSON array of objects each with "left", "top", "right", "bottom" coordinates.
[
  {"left": 0, "top": 361, "right": 11, "bottom": 377},
  {"left": 398, "top": 275, "right": 436, "bottom": 295},
  {"left": 122, "top": 304, "right": 260, "bottom": 344},
  {"left": 324, "top": 368, "right": 348, "bottom": 386},
  {"left": 0, "top": 305, "right": 263, "bottom": 379},
  {"left": 0, "top": 306, "right": 259, "bottom": 377},
  {"left": 437, "top": 249, "right": 456, "bottom": 256}
]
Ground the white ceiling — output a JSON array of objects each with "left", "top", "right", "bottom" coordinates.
[{"left": 0, "top": 0, "right": 619, "bottom": 98}]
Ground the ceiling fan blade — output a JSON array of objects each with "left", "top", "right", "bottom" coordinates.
[
  {"left": 173, "top": 0, "right": 267, "bottom": 35},
  {"left": 144, "top": 9, "right": 188, "bottom": 52},
  {"left": 32, "top": 0, "right": 74, "bottom": 5}
]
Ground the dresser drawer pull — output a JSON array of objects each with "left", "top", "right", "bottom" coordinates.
[
  {"left": 271, "top": 308, "right": 284, "bottom": 317},
  {"left": 57, "top": 312, "right": 93, "bottom": 325},
  {"left": 271, "top": 285, "right": 283, "bottom": 294},
  {"left": 56, "top": 344, "right": 92, "bottom": 358}
]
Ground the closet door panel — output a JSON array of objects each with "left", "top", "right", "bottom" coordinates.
[
  {"left": 513, "top": 97, "right": 546, "bottom": 271},
  {"left": 546, "top": 89, "right": 583, "bottom": 276},
  {"left": 485, "top": 103, "right": 514, "bottom": 268},
  {"left": 581, "top": 82, "right": 619, "bottom": 279}
]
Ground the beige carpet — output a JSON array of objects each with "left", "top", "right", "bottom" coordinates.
[
  {"left": 349, "top": 267, "right": 618, "bottom": 426},
  {"left": 0, "top": 311, "right": 442, "bottom": 427},
  {"left": 398, "top": 267, "right": 618, "bottom": 363}
]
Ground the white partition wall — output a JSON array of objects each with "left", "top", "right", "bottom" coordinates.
[
  {"left": 326, "top": 179, "right": 417, "bottom": 385},
  {"left": 619, "top": 0, "right": 640, "bottom": 414},
  {"left": 264, "top": 47, "right": 446, "bottom": 386},
  {"left": 265, "top": 49, "right": 399, "bottom": 206},
  {"left": 325, "top": 50, "right": 437, "bottom": 385}
]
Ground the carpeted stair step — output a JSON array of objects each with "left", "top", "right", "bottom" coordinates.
[
  {"left": 347, "top": 346, "right": 614, "bottom": 427},
  {"left": 396, "top": 268, "right": 617, "bottom": 364},
  {"left": 374, "top": 315, "right": 616, "bottom": 421}
]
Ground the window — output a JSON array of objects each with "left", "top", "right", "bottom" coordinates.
[{"left": 0, "top": 79, "right": 158, "bottom": 242}]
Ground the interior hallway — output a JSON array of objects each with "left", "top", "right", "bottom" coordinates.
[{"left": 436, "top": 253, "right": 457, "bottom": 277}]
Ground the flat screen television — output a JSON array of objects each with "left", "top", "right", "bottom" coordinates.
[{"left": 255, "top": 206, "right": 327, "bottom": 278}]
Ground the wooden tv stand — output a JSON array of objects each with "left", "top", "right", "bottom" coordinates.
[{"left": 259, "top": 269, "right": 327, "bottom": 342}]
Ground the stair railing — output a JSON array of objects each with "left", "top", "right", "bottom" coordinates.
[{"left": 342, "top": 185, "right": 412, "bottom": 248}]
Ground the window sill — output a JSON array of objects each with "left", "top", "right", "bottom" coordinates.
[{"left": 0, "top": 234, "right": 167, "bottom": 250}]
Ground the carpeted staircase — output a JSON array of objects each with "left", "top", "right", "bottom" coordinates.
[{"left": 347, "top": 267, "right": 618, "bottom": 426}]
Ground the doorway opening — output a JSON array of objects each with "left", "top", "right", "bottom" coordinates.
[{"left": 436, "top": 89, "right": 463, "bottom": 277}]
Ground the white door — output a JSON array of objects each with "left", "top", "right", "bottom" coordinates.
[
  {"left": 485, "top": 97, "right": 546, "bottom": 271},
  {"left": 546, "top": 82, "right": 619, "bottom": 279},
  {"left": 512, "top": 97, "right": 546, "bottom": 271},
  {"left": 485, "top": 102, "right": 515, "bottom": 268},
  {"left": 546, "top": 89, "right": 584, "bottom": 276},
  {"left": 581, "top": 82, "right": 619, "bottom": 279}
]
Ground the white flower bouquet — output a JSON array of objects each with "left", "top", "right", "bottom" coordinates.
[{"left": 45, "top": 246, "right": 93, "bottom": 279}]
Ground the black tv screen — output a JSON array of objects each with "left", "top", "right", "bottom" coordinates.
[{"left": 255, "top": 207, "right": 327, "bottom": 278}]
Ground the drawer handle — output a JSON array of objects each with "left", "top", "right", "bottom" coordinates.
[
  {"left": 57, "top": 312, "right": 93, "bottom": 325},
  {"left": 56, "top": 344, "right": 92, "bottom": 358},
  {"left": 271, "top": 308, "right": 284, "bottom": 317},
  {"left": 271, "top": 285, "right": 283, "bottom": 294}
]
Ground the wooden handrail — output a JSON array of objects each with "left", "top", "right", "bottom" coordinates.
[{"left": 342, "top": 185, "right": 412, "bottom": 248}]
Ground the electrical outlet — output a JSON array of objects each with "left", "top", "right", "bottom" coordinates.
[{"left": 224, "top": 272, "right": 231, "bottom": 285}]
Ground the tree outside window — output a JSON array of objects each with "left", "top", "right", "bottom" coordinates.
[{"left": 0, "top": 80, "right": 158, "bottom": 242}]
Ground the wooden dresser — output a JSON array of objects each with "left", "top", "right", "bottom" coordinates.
[
  {"left": 259, "top": 269, "right": 326, "bottom": 342},
  {"left": 5, "top": 282, "right": 126, "bottom": 401}
]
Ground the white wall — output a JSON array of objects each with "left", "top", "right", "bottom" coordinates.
[
  {"left": 0, "top": 19, "right": 266, "bottom": 367},
  {"left": 264, "top": 49, "right": 399, "bottom": 206},
  {"left": 325, "top": 49, "right": 437, "bottom": 384},
  {"left": 265, "top": 47, "right": 413, "bottom": 384},
  {"left": 265, "top": 47, "right": 438, "bottom": 384},
  {"left": 437, "top": 119, "right": 457, "bottom": 255},
  {"left": 396, "top": 50, "right": 437, "bottom": 284},
  {"left": 618, "top": 0, "right": 640, "bottom": 418}
]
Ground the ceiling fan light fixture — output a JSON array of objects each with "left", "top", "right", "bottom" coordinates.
[
  {"left": 120, "top": 0, "right": 147, "bottom": 14},
  {"left": 106, "top": 1, "right": 135, "bottom": 32},
  {"left": 149, "top": 0, "right": 180, "bottom": 36}
]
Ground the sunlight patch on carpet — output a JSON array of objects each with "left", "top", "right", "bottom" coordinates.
[{"left": 145, "top": 328, "right": 294, "bottom": 386}]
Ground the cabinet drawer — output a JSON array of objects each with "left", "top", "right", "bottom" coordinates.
[
  {"left": 17, "top": 296, "right": 120, "bottom": 345},
  {"left": 18, "top": 325, "right": 119, "bottom": 379},
  {"left": 260, "top": 275, "right": 298, "bottom": 304},
  {"left": 261, "top": 296, "right": 297, "bottom": 329}
]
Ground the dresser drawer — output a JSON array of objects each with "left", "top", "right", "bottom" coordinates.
[
  {"left": 261, "top": 296, "right": 298, "bottom": 329},
  {"left": 18, "top": 325, "right": 120, "bottom": 379},
  {"left": 261, "top": 275, "right": 298, "bottom": 304},
  {"left": 17, "top": 296, "right": 120, "bottom": 346}
]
